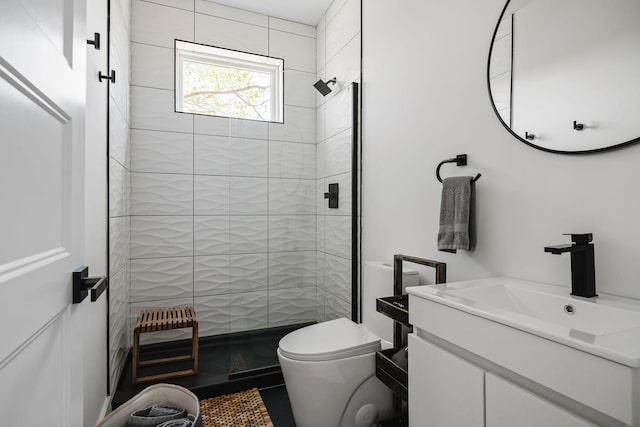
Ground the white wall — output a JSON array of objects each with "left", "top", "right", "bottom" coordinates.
[{"left": 362, "top": 0, "right": 640, "bottom": 300}]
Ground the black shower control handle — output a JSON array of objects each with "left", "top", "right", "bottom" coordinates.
[{"left": 325, "top": 183, "right": 339, "bottom": 208}]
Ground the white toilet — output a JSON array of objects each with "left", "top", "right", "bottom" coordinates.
[{"left": 278, "top": 262, "right": 419, "bottom": 427}]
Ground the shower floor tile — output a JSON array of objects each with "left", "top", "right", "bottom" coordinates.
[{"left": 111, "top": 323, "right": 311, "bottom": 414}]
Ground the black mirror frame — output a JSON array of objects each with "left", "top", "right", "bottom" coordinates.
[{"left": 487, "top": 0, "right": 640, "bottom": 155}]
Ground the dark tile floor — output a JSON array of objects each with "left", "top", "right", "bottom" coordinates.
[
  {"left": 260, "top": 384, "right": 408, "bottom": 427},
  {"left": 112, "top": 324, "right": 310, "bottom": 409},
  {"left": 259, "top": 385, "right": 297, "bottom": 427},
  {"left": 111, "top": 322, "right": 405, "bottom": 426}
]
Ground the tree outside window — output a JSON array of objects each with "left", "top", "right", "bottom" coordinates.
[{"left": 175, "top": 40, "right": 284, "bottom": 123}]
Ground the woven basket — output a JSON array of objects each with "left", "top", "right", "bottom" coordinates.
[{"left": 97, "top": 383, "right": 201, "bottom": 427}]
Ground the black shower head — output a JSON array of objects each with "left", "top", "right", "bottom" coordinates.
[{"left": 313, "top": 78, "right": 337, "bottom": 96}]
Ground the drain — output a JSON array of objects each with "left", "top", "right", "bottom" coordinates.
[{"left": 564, "top": 304, "right": 575, "bottom": 314}]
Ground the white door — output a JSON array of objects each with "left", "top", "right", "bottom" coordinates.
[{"left": 0, "top": 1, "right": 87, "bottom": 426}]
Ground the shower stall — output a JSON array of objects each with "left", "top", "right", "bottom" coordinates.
[{"left": 108, "top": 0, "right": 362, "bottom": 396}]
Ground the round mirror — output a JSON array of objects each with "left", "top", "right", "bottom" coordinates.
[{"left": 488, "top": 0, "right": 640, "bottom": 153}]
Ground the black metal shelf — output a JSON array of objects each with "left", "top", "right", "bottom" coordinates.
[
  {"left": 376, "top": 348, "right": 408, "bottom": 402},
  {"left": 376, "top": 295, "right": 409, "bottom": 327},
  {"left": 374, "top": 255, "right": 447, "bottom": 408}
]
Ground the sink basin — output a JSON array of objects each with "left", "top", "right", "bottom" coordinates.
[{"left": 407, "top": 277, "right": 640, "bottom": 367}]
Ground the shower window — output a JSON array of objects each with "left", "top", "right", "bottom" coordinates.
[{"left": 175, "top": 40, "right": 284, "bottom": 123}]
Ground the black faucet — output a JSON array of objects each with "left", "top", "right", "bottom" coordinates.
[{"left": 544, "top": 233, "right": 597, "bottom": 298}]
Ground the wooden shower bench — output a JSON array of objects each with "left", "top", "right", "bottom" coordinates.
[{"left": 132, "top": 306, "right": 199, "bottom": 384}]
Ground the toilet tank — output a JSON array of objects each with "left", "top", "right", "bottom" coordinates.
[{"left": 362, "top": 261, "right": 419, "bottom": 344}]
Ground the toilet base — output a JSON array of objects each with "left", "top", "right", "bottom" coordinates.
[{"left": 278, "top": 349, "right": 393, "bottom": 427}]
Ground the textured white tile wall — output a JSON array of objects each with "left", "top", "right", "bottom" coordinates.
[
  {"left": 269, "top": 216, "right": 316, "bottom": 252},
  {"left": 131, "top": 172, "right": 194, "bottom": 215},
  {"left": 109, "top": 217, "right": 129, "bottom": 274},
  {"left": 194, "top": 176, "right": 230, "bottom": 215},
  {"left": 285, "top": 70, "right": 318, "bottom": 109},
  {"left": 194, "top": 13, "right": 268, "bottom": 54},
  {"left": 109, "top": 264, "right": 129, "bottom": 386},
  {"left": 131, "top": 0, "right": 193, "bottom": 47},
  {"left": 268, "top": 287, "right": 317, "bottom": 327},
  {"left": 144, "top": 0, "right": 194, "bottom": 12},
  {"left": 110, "top": 97, "right": 130, "bottom": 168},
  {"left": 229, "top": 178, "right": 268, "bottom": 215},
  {"left": 131, "top": 86, "right": 193, "bottom": 133},
  {"left": 269, "top": 251, "right": 317, "bottom": 289},
  {"left": 130, "top": 257, "right": 194, "bottom": 302},
  {"left": 325, "top": 290, "right": 351, "bottom": 320},
  {"left": 129, "top": 0, "right": 320, "bottom": 339},
  {"left": 109, "top": 159, "right": 129, "bottom": 217},
  {"left": 326, "top": 34, "right": 361, "bottom": 88},
  {"left": 195, "top": 255, "right": 230, "bottom": 295},
  {"left": 269, "top": 179, "right": 316, "bottom": 215},
  {"left": 325, "top": 0, "right": 360, "bottom": 63},
  {"left": 194, "top": 216, "right": 230, "bottom": 255},
  {"left": 269, "top": 106, "right": 316, "bottom": 143},
  {"left": 131, "top": 43, "right": 174, "bottom": 90},
  {"left": 229, "top": 216, "right": 268, "bottom": 253},
  {"left": 109, "top": 0, "right": 131, "bottom": 393},
  {"left": 269, "top": 141, "right": 316, "bottom": 179},
  {"left": 229, "top": 291, "right": 268, "bottom": 332},
  {"left": 269, "top": 17, "right": 317, "bottom": 38},
  {"left": 195, "top": 0, "right": 267, "bottom": 26},
  {"left": 269, "top": 30, "right": 316, "bottom": 73},
  {"left": 195, "top": 294, "right": 231, "bottom": 336},
  {"left": 131, "top": 216, "right": 194, "bottom": 258},
  {"left": 131, "top": 130, "right": 193, "bottom": 174},
  {"left": 316, "top": 0, "right": 361, "bottom": 320},
  {"left": 229, "top": 254, "right": 269, "bottom": 292}
]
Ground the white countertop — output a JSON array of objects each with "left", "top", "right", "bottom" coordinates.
[{"left": 407, "top": 277, "right": 640, "bottom": 367}]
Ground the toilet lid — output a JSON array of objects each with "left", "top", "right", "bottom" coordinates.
[{"left": 278, "top": 318, "right": 381, "bottom": 362}]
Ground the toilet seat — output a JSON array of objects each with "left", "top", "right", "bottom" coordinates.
[{"left": 278, "top": 318, "right": 381, "bottom": 362}]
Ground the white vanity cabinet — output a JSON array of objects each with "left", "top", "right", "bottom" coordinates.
[
  {"left": 485, "top": 373, "right": 596, "bottom": 427},
  {"left": 408, "top": 333, "right": 597, "bottom": 426},
  {"left": 408, "top": 334, "right": 484, "bottom": 426},
  {"left": 407, "top": 280, "right": 640, "bottom": 426}
]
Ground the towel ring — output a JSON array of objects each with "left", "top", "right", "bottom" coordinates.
[{"left": 436, "top": 154, "right": 481, "bottom": 183}]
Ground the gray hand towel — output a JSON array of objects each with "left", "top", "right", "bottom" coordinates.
[
  {"left": 128, "top": 405, "right": 188, "bottom": 427},
  {"left": 438, "top": 176, "right": 476, "bottom": 253}
]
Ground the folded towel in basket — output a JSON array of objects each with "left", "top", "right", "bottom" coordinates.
[
  {"left": 438, "top": 176, "right": 476, "bottom": 253},
  {"left": 128, "top": 405, "right": 193, "bottom": 427},
  {"left": 156, "top": 415, "right": 196, "bottom": 427}
]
